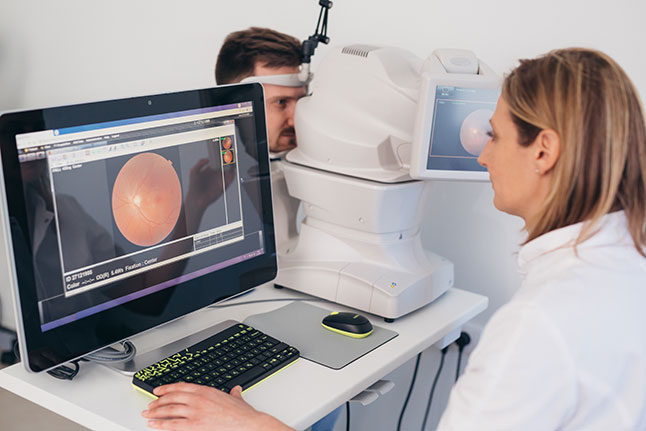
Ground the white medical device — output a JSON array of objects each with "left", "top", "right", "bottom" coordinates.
[{"left": 274, "top": 45, "right": 500, "bottom": 320}]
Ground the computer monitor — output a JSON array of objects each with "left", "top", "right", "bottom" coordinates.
[
  {"left": 0, "top": 84, "right": 277, "bottom": 373},
  {"left": 409, "top": 52, "right": 501, "bottom": 181}
]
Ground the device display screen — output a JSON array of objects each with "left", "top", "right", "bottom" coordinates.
[
  {"left": 0, "top": 85, "right": 276, "bottom": 372},
  {"left": 426, "top": 86, "right": 499, "bottom": 172}
]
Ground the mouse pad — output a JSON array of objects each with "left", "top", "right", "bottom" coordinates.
[{"left": 244, "top": 302, "right": 398, "bottom": 370}]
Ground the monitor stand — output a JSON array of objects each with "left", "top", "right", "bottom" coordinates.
[{"left": 101, "top": 319, "right": 239, "bottom": 375}]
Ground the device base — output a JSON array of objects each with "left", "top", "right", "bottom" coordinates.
[{"left": 275, "top": 254, "right": 452, "bottom": 320}]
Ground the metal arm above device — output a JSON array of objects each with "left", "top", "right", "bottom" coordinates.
[{"left": 241, "top": 0, "right": 332, "bottom": 89}]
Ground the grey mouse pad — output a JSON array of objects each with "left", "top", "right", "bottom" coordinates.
[{"left": 244, "top": 302, "right": 398, "bottom": 369}]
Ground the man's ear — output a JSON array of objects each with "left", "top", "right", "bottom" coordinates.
[{"left": 533, "top": 129, "right": 560, "bottom": 174}]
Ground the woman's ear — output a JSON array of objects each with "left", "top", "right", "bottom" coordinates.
[{"left": 533, "top": 129, "right": 560, "bottom": 175}]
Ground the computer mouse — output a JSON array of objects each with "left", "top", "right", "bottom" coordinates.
[{"left": 321, "top": 311, "right": 373, "bottom": 338}]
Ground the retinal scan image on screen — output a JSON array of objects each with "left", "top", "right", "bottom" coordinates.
[
  {"left": 16, "top": 103, "right": 265, "bottom": 331},
  {"left": 427, "top": 86, "right": 500, "bottom": 172}
]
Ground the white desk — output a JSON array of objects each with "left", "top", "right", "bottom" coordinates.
[{"left": 0, "top": 285, "right": 487, "bottom": 430}]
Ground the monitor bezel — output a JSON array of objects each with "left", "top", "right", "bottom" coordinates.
[
  {"left": 409, "top": 74, "right": 500, "bottom": 181},
  {"left": 0, "top": 84, "right": 277, "bottom": 373}
]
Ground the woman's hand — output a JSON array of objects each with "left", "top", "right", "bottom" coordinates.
[{"left": 142, "top": 383, "right": 292, "bottom": 431}]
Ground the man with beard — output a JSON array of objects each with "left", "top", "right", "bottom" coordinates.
[
  {"left": 215, "top": 27, "right": 305, "bottom": 155},
  {"left": 215, "top": 27, "right": 308, "bottom": 254}
]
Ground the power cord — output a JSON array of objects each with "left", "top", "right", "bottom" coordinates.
[
  {"left": 421, "top": 346, "right": 448, "bottom": 430},
  {"left": 346, "top": 401, "right": 351, "bottom": 431},
  {"left": 454, "top": 332, "right": 471, "bottom": 381},
  {"left": 12, "top": 339, "right": 84, "bottom": 380},
  {"left": 418, "top": 331, "right": 472, "bottom": 428},
  {"left": 84, "top": 340, "right": 137, "bottom": 363},
  {"left": 46, "top": 359, "right": 83, "bottom": 380},
  {"left": 397, "top": 352, "right": 423, "bottom": 431}
]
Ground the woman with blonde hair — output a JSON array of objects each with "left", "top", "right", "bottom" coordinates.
[
  {"left": 438, "top": 48, "right": 646, "bottom": 430},
  {"left": 142, "top": 48, "right": 646, "bottom": 431}
]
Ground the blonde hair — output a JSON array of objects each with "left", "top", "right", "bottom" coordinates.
[{"left": 503, "top": 48, "right": 646, "bottom": 255}]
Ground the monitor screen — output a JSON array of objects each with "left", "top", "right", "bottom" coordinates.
[
  {"left": 0, "top": 84, "right": 277, "bottom": 372},
  {"left": 426, "top": 85, "right": 499, "bottom": 172}
]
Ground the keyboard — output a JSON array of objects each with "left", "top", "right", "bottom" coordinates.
[{"left": 132, "top": 323, "right": 300, "bottom": 397}]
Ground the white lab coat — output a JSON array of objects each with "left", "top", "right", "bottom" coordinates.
[{"left": 438, "top": 211, "right": 646, "bottom": 431}]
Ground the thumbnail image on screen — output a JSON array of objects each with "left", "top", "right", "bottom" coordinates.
[
  {"left": 16, "top": 103, "right": 265, "bottom": 331},
  {"left": 426, "top": 86, "right": 500, "bottom": 172}
]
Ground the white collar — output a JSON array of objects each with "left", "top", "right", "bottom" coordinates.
[
  {"left": 269, "top": 150, "right": 288, "bottom": 160},
  {"left": 517, "top": 211, "right": 631, "bottom": 272}
]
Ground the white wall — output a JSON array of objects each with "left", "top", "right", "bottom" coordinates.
[{"left": 0, "top": 0, "right": 644, "bottom": 429}]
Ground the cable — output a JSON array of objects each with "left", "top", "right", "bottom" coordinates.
[
  {"left": 421, "top": 347, "right": 448, "bottom": 431},
  {"left": 454, "top": 332, "right": 471, "bottom": 382},
  {"left": 397, "top": 352, "right": 422, "bottom": 431},
  {"left": 46, "top": 360, "right": 82, "bottom": 380},
  {"left": 455, "top": 350, "right": 463, "bottom": 382},
  {"left": 346, "top": 401, "right": 351, "bottom": 431},
  {"left": 12, "top": 339, "right": 83, "bottom": 380},
  {"left": 85, "top": 340, "right": 137, "bottom": 363},
  {"left": 208, "top": 297, "right": 327, "bottom": 309}
]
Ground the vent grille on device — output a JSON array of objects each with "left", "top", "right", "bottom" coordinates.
[{"left": 341, "top": 45, "right": 376, "bottom": 58}]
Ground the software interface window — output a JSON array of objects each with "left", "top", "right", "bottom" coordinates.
[{"left": 15, "top": 103, "right": 265, "bottom": 332}]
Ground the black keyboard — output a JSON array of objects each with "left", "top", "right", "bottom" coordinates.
[{"left": 132, "top": 323, "right": 299, "bottom": 396}]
